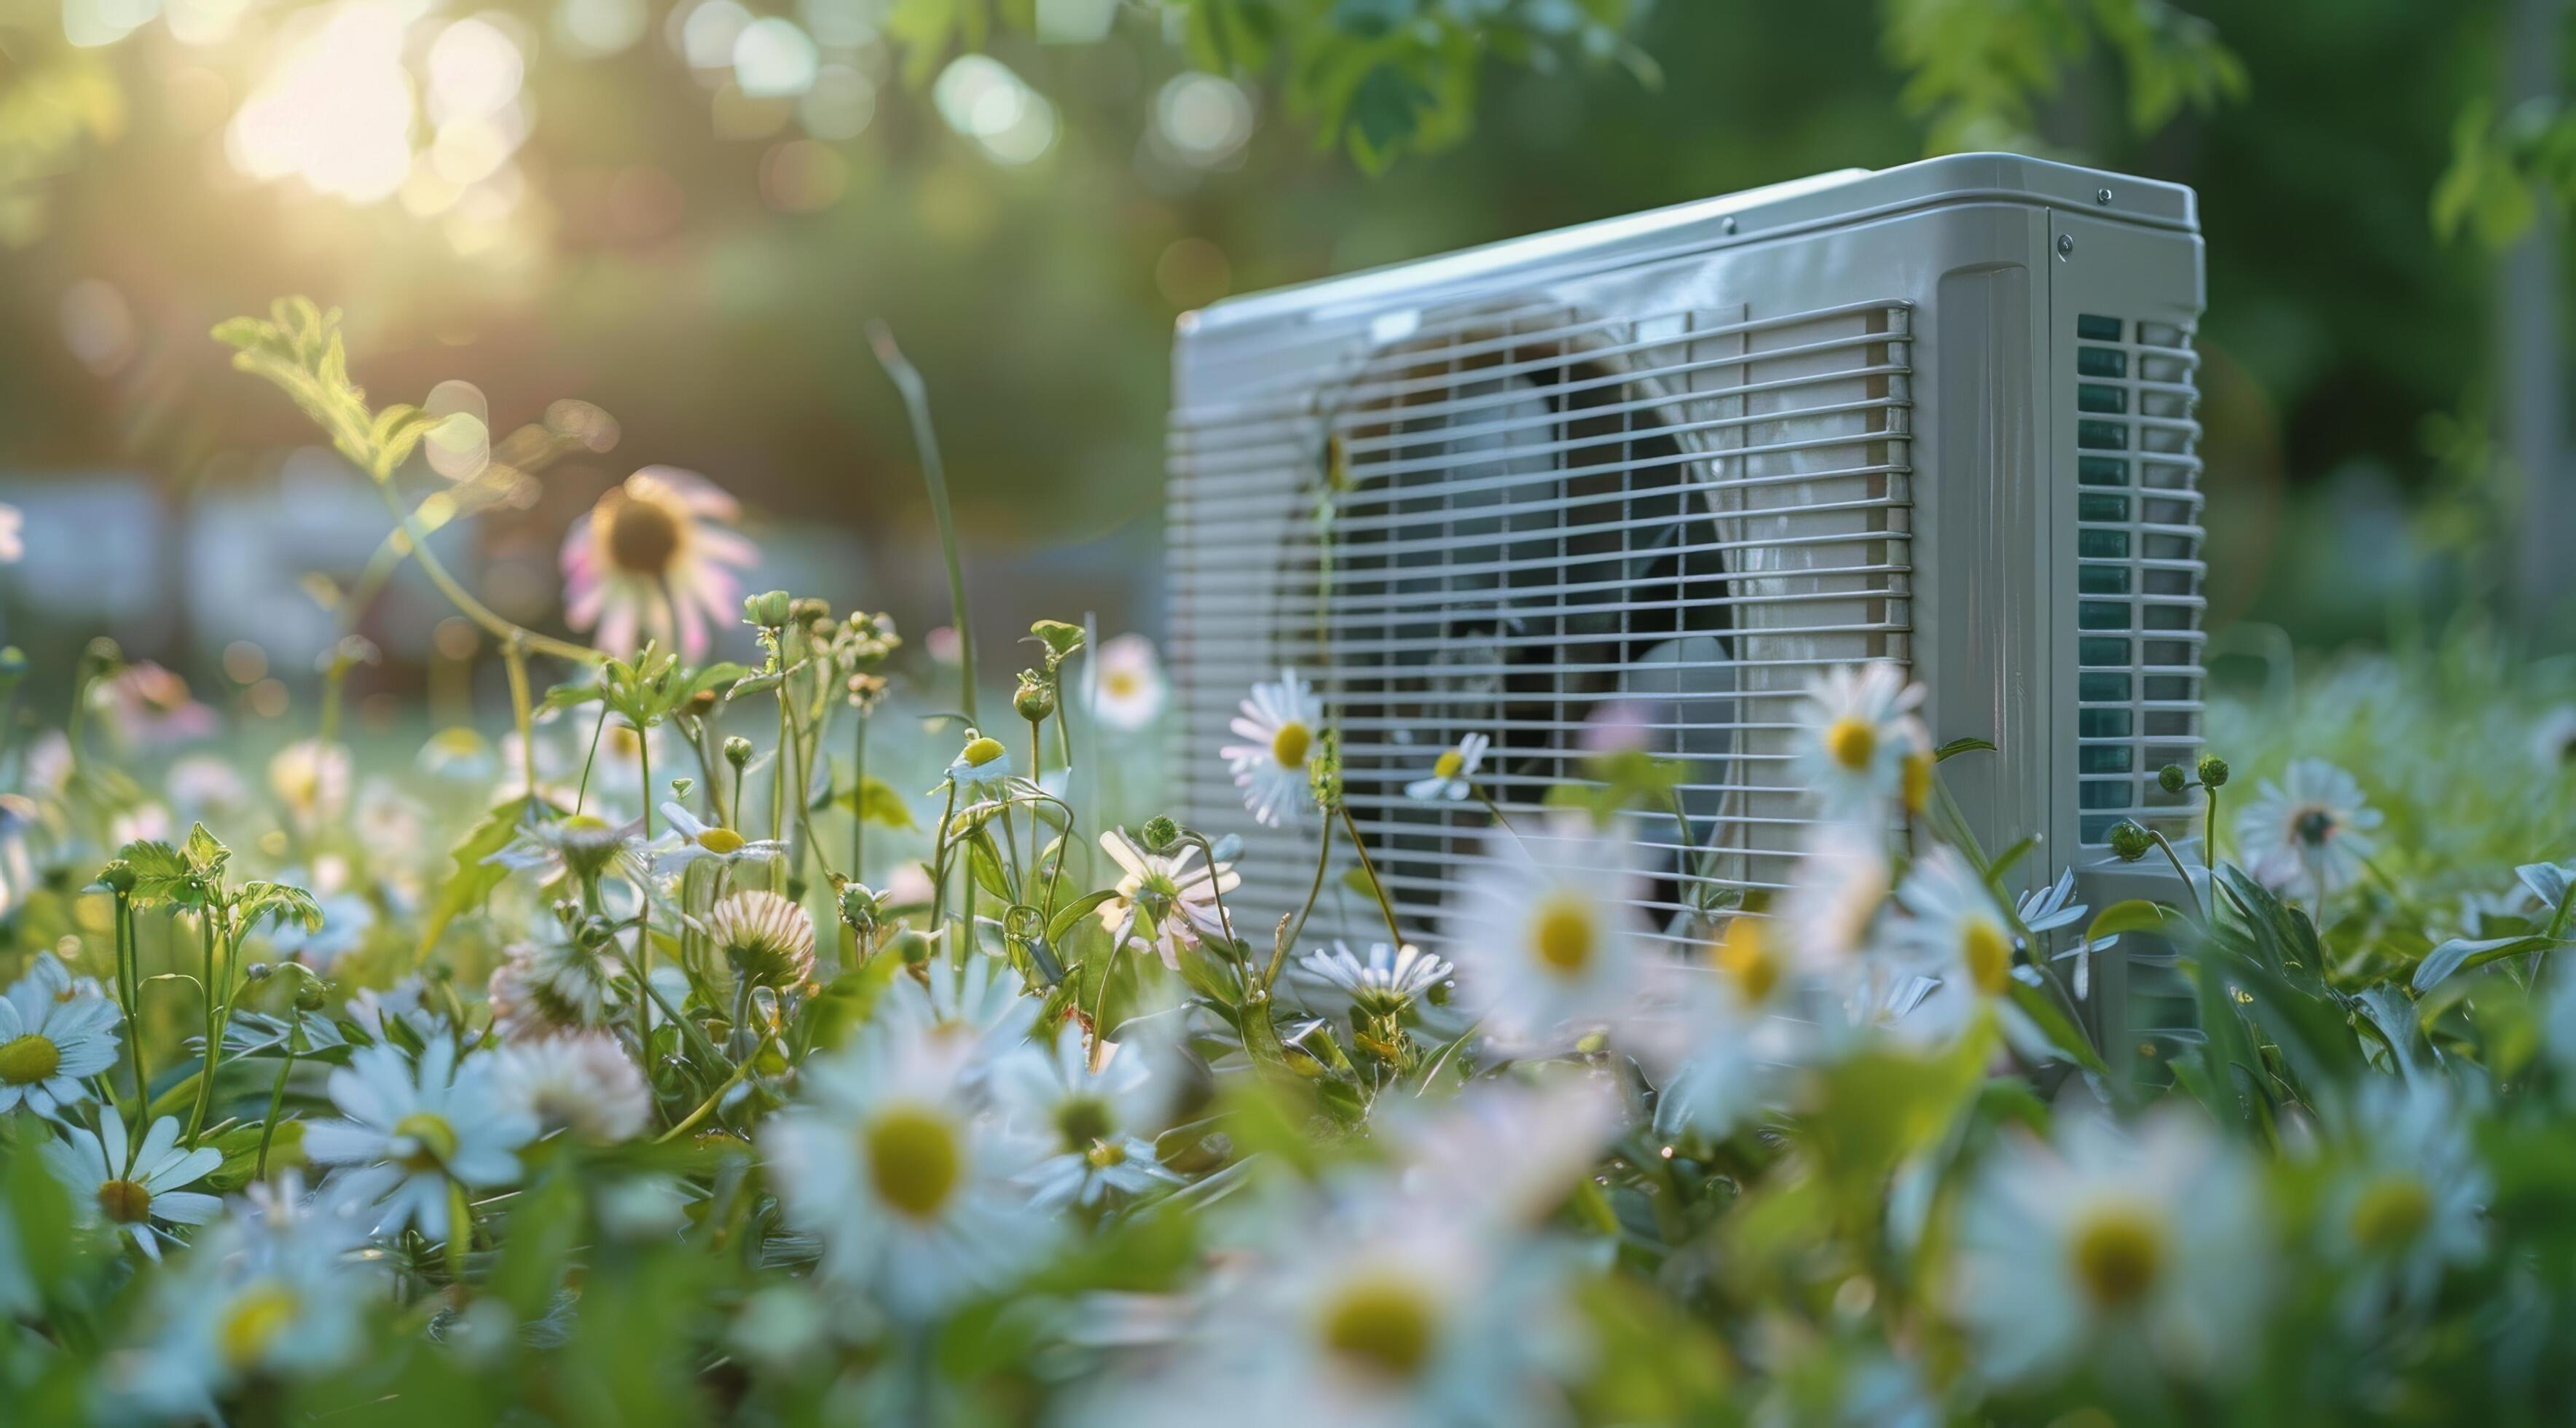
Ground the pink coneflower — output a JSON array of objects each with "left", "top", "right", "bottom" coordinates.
[{"left": 559, "top": 467, "right": 758, "bottom": 662}]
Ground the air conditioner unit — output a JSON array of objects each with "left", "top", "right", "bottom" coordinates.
[{"left": 1163, "top": 154, "right": 2207, "bottom": 1033}]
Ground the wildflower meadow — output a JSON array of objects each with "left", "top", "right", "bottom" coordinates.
[{"left": 0, "top": 294, "right": 2563, "bottom": 1424}]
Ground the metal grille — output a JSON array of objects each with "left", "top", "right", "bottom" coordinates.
[
  {"left": 1169, "top": 297, "right": 1914, "bottom": 954},
  {"left": 2070, "top": 313, "right": 2207, "bottom": 849}
]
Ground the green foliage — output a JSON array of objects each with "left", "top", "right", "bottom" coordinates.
[
  {"left": 2432, "top": 95, "right": 2576, "bottom": 248},
  {"left": 211, "top": 299, "right": 436, "bottom": 484},
  {"left": 1882, "top": 0, "right": 2244, "bottom": 151}
]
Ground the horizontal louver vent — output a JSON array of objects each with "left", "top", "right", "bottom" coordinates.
[
  {"left": 2070, "top": 313, "right": 2207, "bottom": 848},
  {"left": 1169, "top": 298, "right": 1915, "bottom": 954}
]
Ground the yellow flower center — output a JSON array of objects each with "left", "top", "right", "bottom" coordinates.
[
  {"left": 1433, "top": 748, "right": 1464, "bottom": 780},
  {"left": 2068, "top": 1201, "right": 2166, "bottom": 1310},
  {"left": 696, "top": 827, "right": 747, "bottom": 855},
  {"left": 1054, "top": 1095, "right": 1115, "bottom": 1151},
  {"left": 2350, "top": 1172, "right": 2433, "bottom": 1250},
  {"left": 1530, "top": 893, "right": 1597, "bottom": 978},
  {"left": 1318, "top": 1274, "right": 1438, "bottom": 1382},
  {"left": 1900, "top": 749, "right": 1932, "bottom": 815},
  {"left": 1085, "top": 1139, "right": 1129, "bottom": 1170},
  {"left": 219, "top": 1281, "right": 300, "bottom": 1369},
  {"left": 962, "top": 736, "right": 1005, "bottom": 768},
  {"left": 1715, "top": 918, "right": 1781, "bottom": 1005},
  {"left": 865, "top": 1104, "right": 963, "bottom": 1220},
  {"left": 1106, "top": 670, "right": 1141, "bottom": 697},
  {"left": 0, "top": 1033, "right": 60, "bottom": 1086},
  {"left": 1961, "top": 917, "right": 2013, "bottom": 997},
  {"left": 1824, "top": 714, "right": 1876, "bottom": 773},
  {"left": 602, "top": 487, "right": 684, "bottom": 576},
  {"left": 1271, "top": 721, "right": 1312, "bottom": 769},
  {"left": 97, "top": 1178, "right": 152, "bottom": 1224},
  {"left": 393, "top": 1111, "right": 459, "bottom": 1172}
]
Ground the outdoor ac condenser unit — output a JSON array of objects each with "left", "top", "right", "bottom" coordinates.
[{"left": 1163, "top": 154, "right": 2206, "bottom": 1032}]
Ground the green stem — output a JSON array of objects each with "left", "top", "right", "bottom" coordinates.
[
  {"left": 444, "top": 1181, "right": 471, "bottom": 1283},
  {"left": 851, "top": 706, "right": 871, "bottom": 879},
  {"left": 506, "top": 638, "right": 540, "bottom": 815},
  {"left": 369, "top": 479, "right": 598, "bottom": 664},
  {"left": 867, "top": 321, "right": 975, "bottom": 724},
  {"left": 2146, "top": 830, "right": 2207, "bottom": 922},
  {"left": 1274, "top": 814, "right": 1338, "bottom": 989},
  {"left": 1474, "top": 790, "right": 1515, "bottom": 833},
  {"left": 114, "top": 892, "right": 146, "bottom": 1129},
  {"left": 656, "top": 1037, "right": 766, "bottom": 1143},
  {"left": 184, "top": 906, "right": 224, "bottom": 1148},
  {"left": 255, "top": 1037, "right": 297, "bottom": 1180},
  {"left": 1338, "top": 806, "right": 1405, "bottom": 949},
  {"left": 2203, "top": 784, "right": 2220, "bottom": 874},
  {"left": 637, "top": 723, "right": 655, "bottom": 841},
  {"left": 573, "top": 702, "right": 609, "bottom": 818}
]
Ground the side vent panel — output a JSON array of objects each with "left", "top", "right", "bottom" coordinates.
[{"left": 2070, "top": 313, "right": 2207, "bottom": 849}]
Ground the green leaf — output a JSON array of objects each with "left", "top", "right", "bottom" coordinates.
[
  {"left": 237, "top": 881, "right": 324, "bottom": 933},
  {"left": 419, "top": 800, "right": 530, "bottom": 958},
  {"left": 181, "top": 821, "right": 230, "bottom": 874},
  {"left": 1046, "top": 889, "right": 1118, "bottom": 944},
  {"left": 2086, "top": 898, "right": 2183, "bottom": 944},
  {"left": 2414, "top": 933, "right": 2562, "bottom": 993},
  {"left": 1933, "top": 737, "right": 1996, "bottom": 761}
]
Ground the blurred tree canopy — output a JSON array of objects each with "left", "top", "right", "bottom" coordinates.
[{"left": 0, "top": 0, "right": 2558, "bottom": 656}]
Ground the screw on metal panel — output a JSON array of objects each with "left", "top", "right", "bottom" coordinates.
[
  {"left": 2056, "top": 233, "right": 2076, "bottom": 256},
  {"left": 2095, "top": 187, "right": 2114, "bottom": 205},
  {"left": 1721, "top": 216, "right": 1738, "bottom": 235}
]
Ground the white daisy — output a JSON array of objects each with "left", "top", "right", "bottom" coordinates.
[
  {"left": 492, "top": 1032, "right": 653, "bottom": 1143},
  {"left": 1385, "top": 1074, "right": 1627, "bottom": 1232},
  {"left": 1403, "top": 732, "right": 1491, "bottom": 804},
  {"left": 0, "top": 952, "right": 120, "bottom": 1115},
  {"left": 302, "top": 1040, "right": 538, "bottom": 1242},
  {"left": 1091, "top": 633, "right": 1169, "bottom": 733},
  {"left": 704, "top": 889, "right": 817, "bottom": 990},
  {"left": 877, "top": 953, "right": 1041, "bottom": 1078},
  {"left": 110, "top": 1172, "right": 381, "bottom": 1418},
  {"left": 2018, "top": 867, "right": 2116, "bottom": 1000},
  {"left": 486, "top": 812, "right": 642, "bottom": 889},
  {"left": 651, "top": 800, "right": 785, "bottom": 879},
  {"left": 760, "top": 1027, "right": 1051, "bottom": 1318},
  {"left": 1780, "top": 824, "right": 1894, "bottom": 972},
  {"left": 41, "top": 1114, "right": 222, "bottom": 1261},
  {"left": 1625, "top": 920, "right": 1809, "bottom": 1142},
  {"left": 1951, "top": 1109, "right": 2269, "bottom": 1384},
  {"left": 2234, "top": 758, "right": 2383, "bottom": 901},
  {"left": 2318, "top": 1075, "right": 2488, "bottom": 1329},
  {"left": 1220, "top": 669, "right": 1324, "bottom": 827},
  {"left": 346, "top": 976, "right": 447, "bottom": 1044},
  {"left": 1788, "top": 662, "right": 1928, "bottom": 818},
  {"left": 486, "top": 935, "right": 619, "bottom": 1037},
  {"left": 165, "top": 754, "right": 254, "bottom": 826},
  {"left": 267, "top": 738, "right": 353, "bottom": 831},
  {"left": 1097, "top": 1193, "right": 1586, "bottom": 1428},
  {"left": 1888, "top": 846, "right": 2021, "bottom": 1040},
  {"left": 1095, "top": 828, "right": 1240, "bottom": 969},
  {"left": 1445, "top": 820, "right": 1646, "bottom": 1053},
  {"left": 1297, "top": 940, "right": 1454, "bottom": 1021},
  {"left": 991, "top": 1029, "right": 1179, "bottom": 1211}
]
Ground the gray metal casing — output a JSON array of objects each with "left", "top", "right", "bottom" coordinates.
[{"left": 1164, "top": 154, "right": 2206, "bottom": 1016}]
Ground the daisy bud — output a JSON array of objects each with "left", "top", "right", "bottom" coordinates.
[
  {"left": 423, "top": 962, "right": 454, "bottom": 984},
  {"left": 744, "top": 590, "right": 794, "bottom": 629},
  {"left": 1013, "top": 670, "right": 1056, "bottom": 723},
  {"left": 684, "top": 688, "right": 719, "bottom": 718},
  {"left": 959, "top": 731, "right": 1007, "bottom": 769},
  {"left": 1309, "top": 729, "right": 1345, "bottom": 812},
  {"left": 2159, "top": 764, "right": 2188, "bottom": 794},
  {"left": 1139, "top": 815, "right": 1182, "bottom": 855},
  {"left": 790, "top": 597, "right": 832, "bottom": 627},
  {"left": 846, "top": 672, "right": 889, "bottom": 710},
  {"left": 840, "top": 884, "right": 883, "bottom": 929},
  {"left": 578, "top": 914, "right": 621, "bottom": 950},
  {"left": 2107, "top": 819, "right": 2153, "bottom": 863},
  {"left": 79, "top": 636, "right": 123, "bottom": 680},
  {"left": 706, "top": 890, "right": 817, "bottom": 990},
  {"left": 724, "top": 736, "right": 755, "bottom": 769},
  {"left": 295, "top": 982, "right": 329, "bottom": 1012},
  {"left": 245, "top": 962, "right": 272, "bottom": 982},
  {"left": 2196, "top": 755, "right": 2230, "bottom": 790},
  {"left": 97, "top": 859, "right": 136, "bottom": 895},
  {"left": 891, "top": 928, "right": 934, "bottom": 965},
  {"left": 671, "top": 777, "right": 695, "bottom": 801}
]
